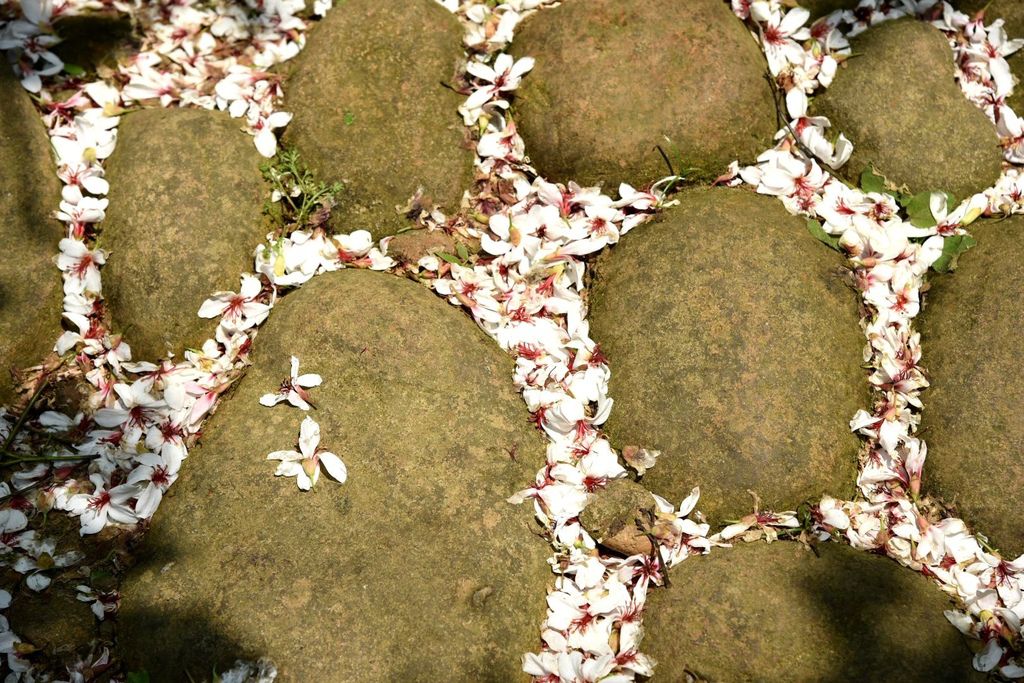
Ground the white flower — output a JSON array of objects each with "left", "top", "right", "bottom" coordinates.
[
  {"left": 198, "top": 274, "right": 273, "bottom": 330},
  {"left": 260, "top": 356, "right": 322, "bottom": 410},
  {"left": 252, "top": 111, "right": 292, "bottom": 157},
  {"left": 66, "top": 474, "right": 139, "bottom": 535},
  {"left": 75, "top": 584, "right": 120, "bottom": 620},
  {"left": 267, "top": 417, "right": 346, "bottom": 491},
  {"left": 464, "top": 53, "right": 535, "bottom": 109},
  {"left": 57, "top": 238, "right": 106, "bottom": 294},
  {"left": 13, "top": 531, "right": 84, "bottom": 591},
  {"left": 759, "top": 7, "right": 812, "bottom": 74},
  {"left": 126, "top": 453, "right": 178, "bottom": 519}
]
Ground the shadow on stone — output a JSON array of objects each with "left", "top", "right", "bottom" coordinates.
[
  {"left": 640, "top": 542, "right": 982, "bottom": 682},
  {"left": 117, "top": 534, "right": 262, "bottom": 682},
  {"left": 795, "top": 550, "right": 980, "bottom": 683}
]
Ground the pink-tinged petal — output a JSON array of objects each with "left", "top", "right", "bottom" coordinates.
[
  {"left": 286, "top": 391, "right": 312, "bottom": 411},
  {"left": 239, "top": 274, "right": 262, "bottom": 299},
  {"left": 266, "top": 111, "right": 293, "bottom": 130},
  {"left": 79, "top": 509, "right": 106, "bottom": 536},
  {"left": 491, "top": 53, "right": 514, "bottom": 77},
  {"left": 779, "top": 8, "right": 810, "bottom": 35},
  {"left": 260, "top": 393, "right": 284, "bottom": 407},
  {"left": 318, "top": 452, "right": 347, "bottom": 483},
  {"left": 107, "top": 503, "right": 138, "bottom": 525},
  {"left": 508, "top": 56, "right": 535, "bottom": 80},
  {"left": 463, "top": 87, "right": 494, "bottom": 111}
]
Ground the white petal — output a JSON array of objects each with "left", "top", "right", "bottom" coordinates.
[
  {"left": 254, "top": 127, "right": 278, "bottom": 157},
  {"left": 318, "top": 452, "right": 347, "bottom": 483},
  {"left": 298, "top": 416, "right": 320, "bottom": 457},
  {"left": 260, "top": 393, "right": 283, "bottom": 407}
]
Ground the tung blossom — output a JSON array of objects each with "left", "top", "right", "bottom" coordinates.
[
  {"left": 198, "top": 274, "right": 273, "bottom": 331},
  {"left": 267, "top": 416, "right": 347, "bottom": 491},
  {"left": 464, "top": 53, "right": 535, "bottom": 110},
  {"left": 66, "top": 474, "right": 138, "bottom": 535},
  {"left": 260, "top": 355, "right": 322, "bottom": 410}
]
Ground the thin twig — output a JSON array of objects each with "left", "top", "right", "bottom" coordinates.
[{"left": 1, "top": 377, "right": 48, "bottom": 452}]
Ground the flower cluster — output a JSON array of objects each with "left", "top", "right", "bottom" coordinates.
[{"left": 419, "top": 4, "right": 727, "bottom": 680}]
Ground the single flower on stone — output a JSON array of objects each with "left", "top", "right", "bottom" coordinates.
[
  {"left": 197, "top": 274, "right": 272, "bottom": 331},
  {"left": 267, "top": 416, "right": 346, "bottom": 491},
  {"left": 260, "top": 356, "right": 322, "bottom": 411}
]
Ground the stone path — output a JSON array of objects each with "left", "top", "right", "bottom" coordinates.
[{"left": 1, "top": 1, "right": 1023, "bottom": 682}]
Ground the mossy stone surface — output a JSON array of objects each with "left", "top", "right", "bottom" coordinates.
[
  {"left": 800, "top": 0, "right": 860, "bottom": 17},
  {"left": 53, "top": 12, "right": 135, "bottom": 70},
  {"left": 101, "top": 108, "right": 265, "bottom": 361},
  {"left": 919, "top": 219, "right": 1024, "bottom": 557},
  {"left": 814, "top": 19, "right": 1003, "bottom": 199},
  {"left": 0, "top": 67, "right": 63, "bottom": 404},
  {"left": 589, "top": 188, "right": 864, "bottom": 523},
  {"left": 119, "top": 270, "right": 551, "bottom": 682},
  {"left": 509, "top": 0, "right": 776, "bottom": 188},
  {"left": 283, "top": 0, "right": 473, "bottom": 240},
  {"left": 642, "top": 541, "right": 982, "bottom": 682}
]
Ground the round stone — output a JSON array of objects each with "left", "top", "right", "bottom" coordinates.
[
  {"left": 510, "top": 0, "right": 777, "bottom": 188},
  {"left": 119, "top": 270, "right": 551, "bottom": 681},
  {"left": 589, "top": 188, "right": 865, "bottom": 523},
  {"left": 800, "top": 0, "right": 860, "bottom": 16},
  {"left": 642, "top": 541, "right": 983, "bottom": 682},
  {"left": 0, "top": 66, "right": 63, "bottom": 404},
  {"left": 813, "top": 19, "right": 1003, "bottom": 200},
  {"left": 52, "top": 11, "right": 135, "bottom": 71},
  {"left": 101, "top": 108, "right": 266, "bottom": 361},
  {"left": 918, "top": 219, "right": 1024, "bottom": 557},
  {"left": 283, "top": 0, "right": 473, "bottom": 240}
]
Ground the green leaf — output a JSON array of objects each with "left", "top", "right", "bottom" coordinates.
[
  {"left": 62, "top": 63, "right": 86, "bottom": 76},
  {"left": 435, "top": 251, "right": 463, "bottom": 266},
  {"left": 343, "top": 112, "right": 356, "bottom": 126},
  {"left": 859, "top": 166, "right": 886, "bottom": 195},
  {"left": 456, "top": 241, "right": 470, "bottom": 262},
  {"left": 127, "top": 672, "right": 151, "bottom": 683},
  {"left": 904, "top": 191, "right": 937, "bottom": 228},
  {"left": 806, "top": 219, "right": 841, "bottom": 251},
  {"left": 931, "top": 234, "right": 977, "bottom": 273}
]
